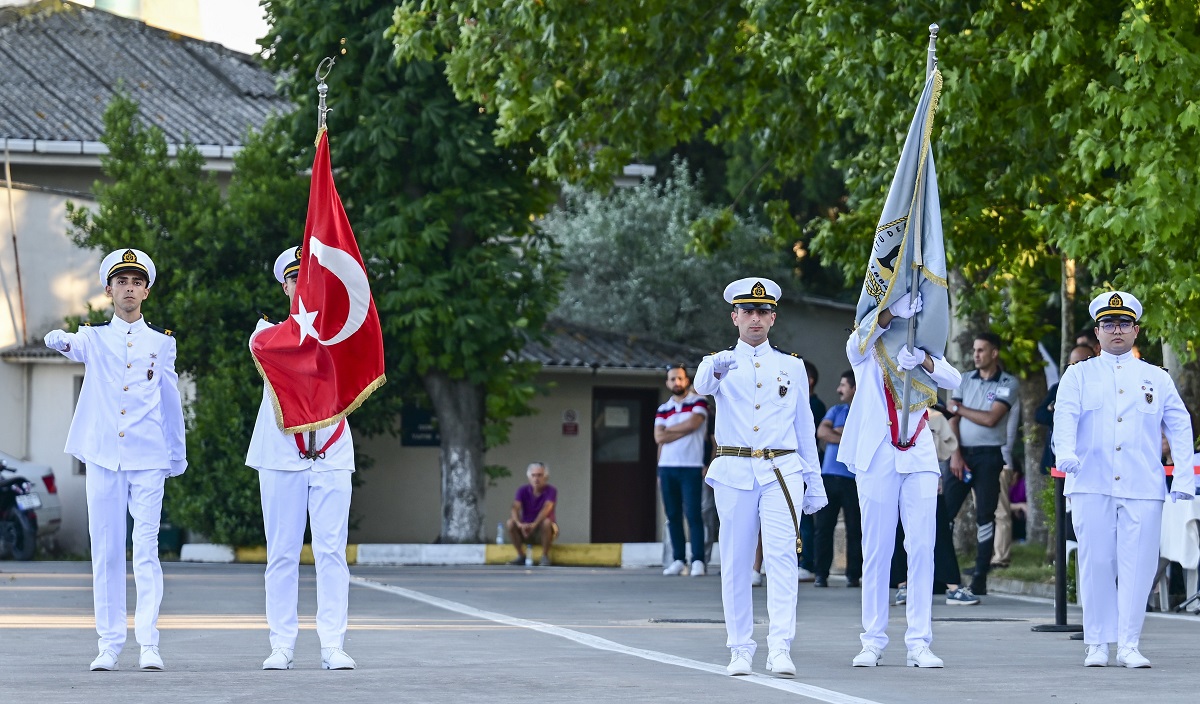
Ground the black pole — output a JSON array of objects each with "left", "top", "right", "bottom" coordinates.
[{"left": 1031, "top": 476, "right": 1083, "bottom": 632}]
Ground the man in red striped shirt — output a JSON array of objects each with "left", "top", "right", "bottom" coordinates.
[{"left": 655, "top": 365, "right": 710, "bottom": 577}]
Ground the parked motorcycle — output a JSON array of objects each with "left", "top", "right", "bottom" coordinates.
[{"left": 0, "top": 459, "right": 40, "bottom": 560}]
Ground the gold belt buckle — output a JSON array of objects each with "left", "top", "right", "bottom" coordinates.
[{"left": 751, "top": 449, "right": 763, "bottom": 458}]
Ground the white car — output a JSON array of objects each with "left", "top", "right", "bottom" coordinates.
[{"left": 0, "top": 450, "right": 63, "bottom": 547}]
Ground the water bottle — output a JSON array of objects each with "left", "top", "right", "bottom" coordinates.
[{"left": 496, "top": 522, "right": 505, "bottom": 544}]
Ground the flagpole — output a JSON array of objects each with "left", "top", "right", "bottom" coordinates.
[{"left": 897, "top": 23, "right": 939, "bottom": 447}]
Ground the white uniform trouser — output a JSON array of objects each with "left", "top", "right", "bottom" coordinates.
[
  {"left": 85, "top": 463, "right": 168, "bottom": 654},
  {"left": 1071, "top": 493, "right": 1162, "bottom": 648},
  {"left": 713, "top": 473, "right": 805, "bottom": 654},
  {"left": 259, "top": 468, "right": 353, "bottom": 650},
  {"left": 856, "top": 446, "right": 938, "bottom": 652}
]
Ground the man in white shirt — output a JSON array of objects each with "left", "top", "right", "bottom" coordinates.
[
  {"left": 655, "top": 365, "right": 710, "bottom": 576},
  {"left": 694, "top": 277, "right": 826, "bottom": 679},
  {"left": 246, "top": 247, "right": 357, "bottom": 671},
  {"left": 44, "top": 248, "right": 187, "bottom": 672},
  {"left": 839, "top": 292, "right": 962, "bottom": 669},
  {"left": 1053, "top": 290, "right": 1195, "bottom": 668}
]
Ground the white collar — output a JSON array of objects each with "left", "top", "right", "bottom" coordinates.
[
  {"left": 736, "top": 338, "right": 772, "bottom": 357},
  {"left": 1099, "top": 349, "right": 1135, "bottom": 364},
  {"left": 109, "top": 316, "right": 147, "bottom": 334}
]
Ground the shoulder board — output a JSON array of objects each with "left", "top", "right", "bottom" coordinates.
[
  {"left": 83, "top": 321, "right": 110, "bottom": 327},
  {"left": 258, "top": 311, "right": 276, "bottom": 325},
  {"left": 709, "top": 344, "right": 737, "bottom": 355},
  {"left": 146, "top": 322, "right": 174, "bottom": 337},
  {"left": 771, "top": 344, "right": 801, "bottom": 359}
]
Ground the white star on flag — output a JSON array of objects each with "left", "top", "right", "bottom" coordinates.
[{"left": 292, "top": 296, "right": 319, "bottom": 344}]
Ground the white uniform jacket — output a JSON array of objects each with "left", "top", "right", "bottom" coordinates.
[
  {"left": 56, "top": 316, "right": 187, "bottom": 474},
  {"left": 1053, "top": 350, "right": 1196, "bottom": 500},
  {"left": 837, "top": 323, "right": 961, "bottom": 475},
  {"left": 694, "top": 339, "right": 820, "bottom": 490},
  {"left": 245, "top": 320, "right": 354, "bottom": 472}
]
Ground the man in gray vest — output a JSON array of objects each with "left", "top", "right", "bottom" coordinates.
[{"left": 944, "top": 331, "right": 1020, "bottom": 597}]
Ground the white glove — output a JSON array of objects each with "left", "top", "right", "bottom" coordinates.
[
  {"left": 1170, "top": 491, "right": 1194, "bottom": 502},
  {"left": 1057, "top": 458, "right": 1081, "bottom": 475},
  {"left": 711, "top": 350, "right": 739, "bottom": 376},
  {"left": 168, "top": 459, "right": 188, "bottom": 477},
  {"left": 801, "top": 477, "right": 828, "bottom": 515},
  {"left": 44, "top": 329, "right": 70, "bottom": 351},
  {"left": 887, "top": 292, "right": 923, "bottom": 319},
  {"left": 896, "top": 345, "right": 927, "bottom": 371}
]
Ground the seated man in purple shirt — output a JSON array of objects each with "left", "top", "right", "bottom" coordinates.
[{"left": 506, "top": 462, "right": 558, "bottom": 566}]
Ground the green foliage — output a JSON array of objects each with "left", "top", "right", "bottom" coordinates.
[
  {"left": 67, "top": 94, "right": 308, "bottom": 545},
  {"left": 542, "top": 160, "right": 793, "bottom": 351},
  {"left": 391, "top": 0, "right": 1200, "bottom": 377}
]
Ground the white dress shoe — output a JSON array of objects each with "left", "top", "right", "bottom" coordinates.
[
  {"left": 765, "top": 649, "right": 795, "bottom": 678},
  {"left": 906, "top": 646, "right": 944, "bottom": 668},
  {"left": 750, "top": 570, "right": 764, "bottom": 587},
  {"left": 663, "top": 560, "right": 686, "bottom": 576},
  {"left": 139, "top": 645, "right": 164, "bottom": 670},
  {"left": 321, "top": 647, "right": 357, "bottom": 670},
  {"left": 1116, "top": 646, "right": 1150, "bottom": 668},
  {"left": 852, "top": 645, "right": 883, "bottom": 667},
  {"left": 690, "top": 560, "right": 706, "bottom": 577},
  {"left": 90, "top": 648, "right": 119, "bottom": 671},
  {"left": 797, "top": 567, "right": 817, "bottom": 583},
  {"left": 726, "top": 647, "right": 753, "bottom": 676},
  {"left": 263, "top": 647, "right": 295, "bottom": 670},
  {"left": 1084, "top": 644, "right": 1109, "bottom": 667}
]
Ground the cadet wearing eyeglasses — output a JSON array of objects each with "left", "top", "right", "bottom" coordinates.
[{"left": 1053, "top": 290, "right": 1196, "bottom": 669}]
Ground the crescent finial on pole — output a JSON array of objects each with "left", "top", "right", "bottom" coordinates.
[{"left": 315, "top": 56, "right": 336, "bottom": 143}]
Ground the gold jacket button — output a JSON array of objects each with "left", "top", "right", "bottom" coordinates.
[
  {"left": 123, "top": 386, "right": 129, "bottom": 391},
  {"left": 1115, "top": 475, "right": 1121, "bottom": 480},
  {"left": 120, "top": 410, "right": 126, "bottom": 415},
  {"left": 753, "top": 426, "right": 759, "bottom": 432},
  {"left": 127, "top": 342, "right": 133, "bottom": 347},
  {"left": 126, "top": 364, "right": 131, "bottom": 369},
  {"left": 119, "top": 432, "right": 125, "bottom": 438},
  {"left": 1117, "top": 417, "right": 1122, "bottom": 422},
  {"left": 756, "top": 383, "right": 762, "bottom": 388},
  {"left": 1116, "top": 446, "right": 1121, "bottom": 451},
  {"left": 1119, "top": 389, "right": 1124, "bottom": 394},
  {"left": 755, "top": 404, "right": 760, "bottom": 409},
  {"left": 755, "top": 362, "right": 760, "bottom": 368}
]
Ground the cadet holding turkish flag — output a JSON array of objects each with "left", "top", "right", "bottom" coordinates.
[{"left": 245, "top": 127, "right": 384, "bottom": 672}]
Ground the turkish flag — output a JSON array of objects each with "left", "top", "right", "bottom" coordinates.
[{"left": 251, "top": 131, "right": 386, "bottom": 433}]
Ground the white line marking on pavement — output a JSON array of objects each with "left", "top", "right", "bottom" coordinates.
[{"left": 352, "top": 576, "right": 883, "bottom": 704}]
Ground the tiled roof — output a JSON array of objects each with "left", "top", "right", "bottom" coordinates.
[
  {"left": 0, "top": 2, "right": 286, "bottom": 148},
  {"left": 0, "top": 340, "right": 71, "bottom": 361},
  {"left": 518, "top": 320, "right": 707, "bottom": 371}
]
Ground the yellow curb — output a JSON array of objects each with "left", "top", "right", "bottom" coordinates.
[
  {"left": 485, "top": 543, "right": 621, "bottom": 567},
  {"left": 235, "top": 545, "right": 359, "bottom": 565}
]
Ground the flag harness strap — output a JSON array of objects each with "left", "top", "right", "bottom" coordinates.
[
  {"left": 883, "top": 384, "right": 929, "bottom": 450},
  {"left": 294, "top": 419, "right": 346, "bottom": 460}
]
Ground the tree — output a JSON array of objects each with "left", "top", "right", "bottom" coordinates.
[
  {"left": 263, "top": 0, "right": 561, "bottom": 542},
  {"left": 543, "top": 160, "right": 793, "bottom": 351},
  {"left": 67, "top": 95, "right": 309, "bottom": 545}
]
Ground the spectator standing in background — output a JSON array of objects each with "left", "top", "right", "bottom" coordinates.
[
  {"left": 655, "top": 365, "right": 710, "bottom": 577},
  {"left": 813, "top": 370, "right": 862, "bottom": 588}
]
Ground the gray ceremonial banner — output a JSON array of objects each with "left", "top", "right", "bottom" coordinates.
[{"left": 852, "top": 68, "right": 948, "bottom": 418}]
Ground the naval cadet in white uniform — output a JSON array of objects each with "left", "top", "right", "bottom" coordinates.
[
  {"left": 839, "top": 292, "right": 962, "bottom": 669},
  {"left": 694, "top": 277, "right": 827, "bottom": 679},
  {"left": 246, "top": 247, "right": 357, "bottom": 671},
  {"left": 44, "top": 248, "right": 187, "bottom": 672},
  {"left": 1053, "top": 291, "right": 1195, "bottom": 668}
]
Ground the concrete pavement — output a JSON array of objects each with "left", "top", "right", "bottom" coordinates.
[{"left": 1, "top": 561, "right": 1198, "bottom": 703}]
